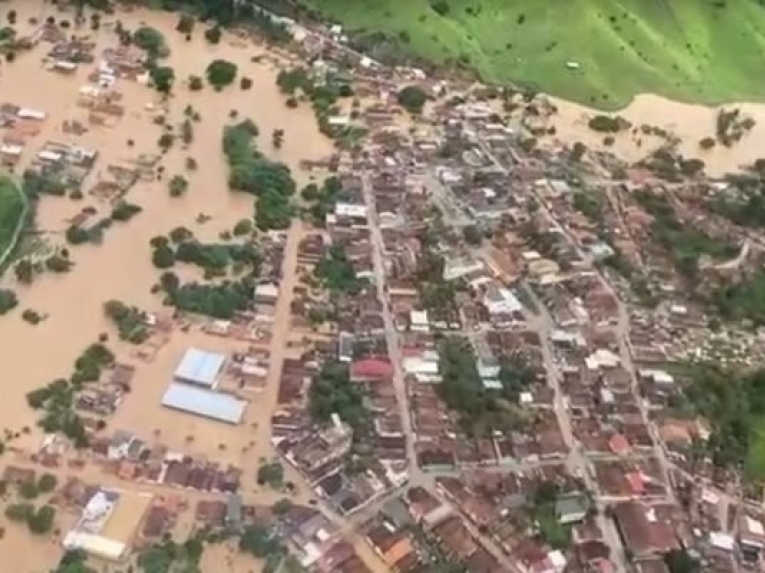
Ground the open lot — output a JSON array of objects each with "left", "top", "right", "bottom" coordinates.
[{"left": 306, "top": 0, "right": 765, "bottom": 108}]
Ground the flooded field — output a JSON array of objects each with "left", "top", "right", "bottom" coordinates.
[{"left": 548, "top": 93, "right": 765, "bottom": 177}]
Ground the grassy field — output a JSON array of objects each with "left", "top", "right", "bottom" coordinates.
[
  {"left": 0, "top": 177, "right": 25, "bottom": 263},
  {"left": 303, "top": 0, "right": 765, "bottom": 109}
]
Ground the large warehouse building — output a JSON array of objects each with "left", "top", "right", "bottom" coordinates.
[
  {"left": 161, "top": 347, "right": 247, "bottom": 424},
  {"left": 161, "top": 383, "right": 247, "bottom": 425},
  {"left": 173, "top": 347, "right": 226, "bottom": 389}
]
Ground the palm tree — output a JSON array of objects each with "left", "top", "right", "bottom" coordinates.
[{"left": 272, "top": 128, "right": 284, "bottom": 149}]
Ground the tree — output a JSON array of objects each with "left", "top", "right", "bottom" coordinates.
[
  {"left": 22, "top": 309, "right": 41, "bottom": 325},
  {"left": 273, "top": 498, "right": 293, "bottom": 516},
  {"left": 314, "top": 246, "right": 364, "bottom": 295},
  {"left": 679, "top": 158, "right": 705, "bottom": 177},
  {"left": 0, "top": 289, "right": 18, "bottom": 315},
  {"left": 152, "top": 245, "right": 176, "bottom": 269},
  {"left": 308, "top": 361, "right": 368, "bottom": 431},
  {"left": 240, "top": 76, "right": 253, "bottom": 90},
  {"left": 204, "top": 26, "right": 222, "bottom": 44},
  {"left": 14, "top": 259, "right": 35, "bottom": 284},
  {"left": 28, "top": 505, "right": 55, "bottom": 535},
  {"left": 272, "top": 128, "right": 284, "bottom": 149},
  {"left": 132, "top": 26, "right": 167, "bottom": 58},
  {"left": 664, "top": 549, "right": 700, "bottom": 573},
  {"left": 5, "top": 503, "right": 33, "bottom": 522},
  {"left": 206, "top": 59, "right": 238, "bottom": 89},
  {"left": 176, "top": 14, "right": 195, "bottom": 35},
  {"left": 587, "top": 114, "right": 626, "bottom": 133},
  {"left": 222, "top": 121, "right": 296, "bottom": 231},
  {"left": 54, "top": 550, "right": 94, "bottom": 573},
  {"left": 397, "top": 85, "right": 428, "bottom": 114},
  {"left": 160, "top": 271, "right": 180, "bottom": 294},
  {"left": 571, "top": 141, "right": 587, "bottom": 161},
  {"left": 158, "top": 133, "right": 175, "bottom": 151},
  {"left": 699, "top": 137, "right": 716, "bottom": 150},
  {"left": 7, "top": 10, "right": 17, "bottom": 25},
  {"left": 188, "top": 75, "right": 204, "bottom": 91},
  {"left": 111, "top": 200, "right": 142, "bottom": 222},
  {"left": 169, "top": 175, "right": 189, "bottom": 197},
  {"left": 233, "top": 219, "right": 253, "bottom": 236},
  {"left": 169, "top": 226, "right": 194, "bottom": 243},
  {"left": 18, "top": 479, "right": 38, "bottom": 500},
  {"left": 257, "top": 462, "right": 284, "bottom": 488},
  {"left": 37, "top": 473, "right": 57, "bottom": 493},
  {"left": 150, "top": 66, "right": 175, "bottom": 94},
  {"left": 239, "top": 525, "right": 282, "bottom": 558}
]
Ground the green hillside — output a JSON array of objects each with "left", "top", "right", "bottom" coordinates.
[{"left": 302, "top": 0, "right": 765, "bottom": 109}]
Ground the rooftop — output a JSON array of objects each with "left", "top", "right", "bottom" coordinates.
[
  {"left": 161, "top": 383, "right": 246, "bottom": 425},
  {"left": 173, "top": 347, "right": 226, "bottom": 388}
]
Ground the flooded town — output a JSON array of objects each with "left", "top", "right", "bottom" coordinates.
[{"left": 1, "top": 1, "right": 765, "bottom": 573}]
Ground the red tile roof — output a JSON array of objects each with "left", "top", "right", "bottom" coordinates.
[{"left": 351, "top": 358, "right": 393, "bottom": 380}]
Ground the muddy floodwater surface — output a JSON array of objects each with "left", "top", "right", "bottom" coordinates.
[
  {"left": 0, "top": 2, "right": 329, "bottom": 439},
  {"left": 0, "top": 2, "right": 333, "bottom": 569}
]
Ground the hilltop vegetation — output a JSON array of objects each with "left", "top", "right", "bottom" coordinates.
[{"left": 296, "top": 0, "right": 765, "bottom": 109}]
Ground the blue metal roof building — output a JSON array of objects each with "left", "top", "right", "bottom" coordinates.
[
  {"left": 173, "top": 348, "right": 226, "bottom": 388},
  {"left": 161, "top": 383, "right": 246, "bottom": 424}
]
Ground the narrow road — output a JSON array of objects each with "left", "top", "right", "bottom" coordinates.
[{"left": 361, "top": 173, "right": 418, "bottom": 477}]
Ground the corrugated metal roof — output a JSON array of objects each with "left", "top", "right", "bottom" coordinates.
[
  {"left": 161, "top": 383, "right": 246, "bottom": 424},
  {"left": 173, "top": 347, "right": 225, "bottom": 387}
]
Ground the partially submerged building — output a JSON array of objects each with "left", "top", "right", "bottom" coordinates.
[
  {"left": 173, "top": 347, "right": 226, "bottom": 389},
  {"left": 63, "top": 488, "right": 152, "bottom": 561},
  {"left": 161, "top": 383, "right": 246, "bottom": 425}
]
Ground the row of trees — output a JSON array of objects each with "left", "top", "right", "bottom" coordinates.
[
  {"left": 162, "top": 276, "right": 254, "bottom": 319},
  {"left": 25, "top": 343, "right": 114, "bottom": 447},
  {"left": 150, "top": 233, "right": 261, "bottom": 276},
  {"left": 222, "top": 120, "right": 297, "bottom": 230},
  {"left": 5, "top": 503, "right": 56, "bottom": 535},
  {"left": 103, "top": 300, "right": 149, "bottom": 344}
]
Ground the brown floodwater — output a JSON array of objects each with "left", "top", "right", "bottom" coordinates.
[
  {"left": 548, "top": 93, "right": 765, "bottom": 176},
  {"left": 0, "top": 2, "right": 333, "bottom": 568},
  {"left": 0, "top": 0, "right": 331, "bottom": 446}
]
